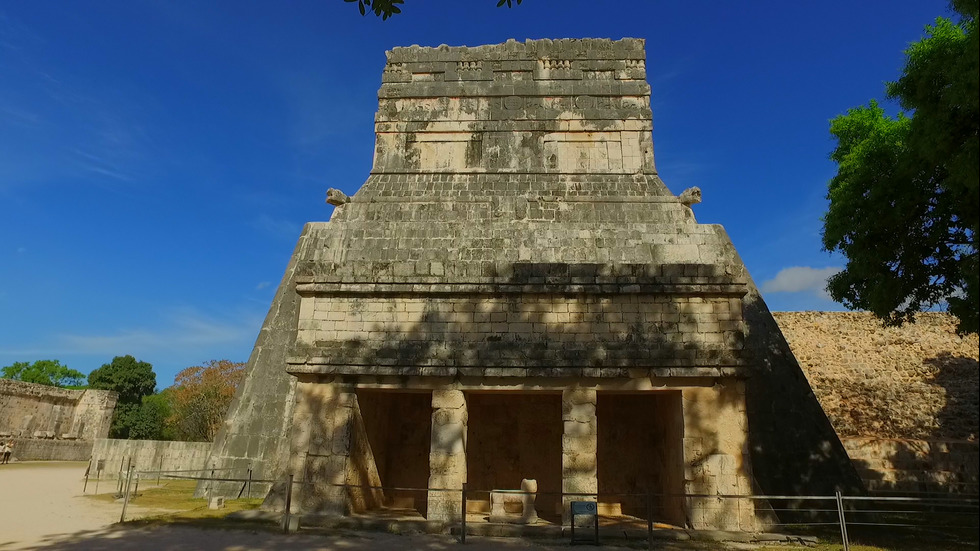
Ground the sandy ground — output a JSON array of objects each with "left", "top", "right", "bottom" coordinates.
[
  {"left": 0, "top": 461, "right": 169, "bottom": 550},
  {"left": 2, "top": 462, "right": 710, "bottom": 551}
]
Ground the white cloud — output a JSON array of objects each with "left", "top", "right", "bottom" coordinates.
[
  {"left": 0, "top": 307, "right": 259, "bottom": 358},
  {"left": 761, "top": 266, "right": 842, "bottom": 297}
]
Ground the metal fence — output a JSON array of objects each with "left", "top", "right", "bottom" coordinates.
[{"left": 93, "top": 468, "right": 979, "bottom": 550}]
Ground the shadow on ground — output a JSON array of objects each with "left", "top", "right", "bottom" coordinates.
[{"left": 21, "top": 523, "right": 742, "bottom": 551}]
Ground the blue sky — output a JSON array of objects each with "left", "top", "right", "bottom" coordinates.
[{"left": 0, "top": 0, "right": 952, "bottom": 388}]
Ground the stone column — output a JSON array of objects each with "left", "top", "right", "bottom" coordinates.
[
  {"left": 293, "top": 380, "right": 356, "bottom": 515},
  {"left": 427, "top": 389, "right": 467, "bottom": 523},
  {"left": 681, "top": 383, "right": 756, "bottom": 531},
  {"left": 561, "top": 387, "right": 597, "bottom": 525}
]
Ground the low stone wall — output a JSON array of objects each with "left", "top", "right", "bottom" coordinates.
[
  {"left": 89, "top": 439, "right": 212, "bottom": 479},
  {"left": 7, "top": 437, "right": 94, "bottom": 461},
  {"left": 841, "top": 437, "right": 979, "bottom": 495}
]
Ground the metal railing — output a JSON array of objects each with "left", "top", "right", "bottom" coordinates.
[{"left": 90, "top": 466, "right": 979, "bottom": 550}]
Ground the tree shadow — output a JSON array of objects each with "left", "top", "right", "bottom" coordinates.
[{"left": 854, "top": 352, "right": 979, "bottom": 496}]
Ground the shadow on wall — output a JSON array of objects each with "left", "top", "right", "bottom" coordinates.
[
  {"left": 851, "top": 353, "right": 979, "bottom": 496},
  {"left": 275, "top": 261, "right": 860, "bottom": 525},
  {"left": 741, "top": 291, "right": 864, "bottom": 520}
]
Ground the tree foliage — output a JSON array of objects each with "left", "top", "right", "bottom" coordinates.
[
  {"left": 129, "top": 392, "right": 174, "bottom": 441},
  {"left": 167, "top": 360, "right": 246, "bottom": 442},
  {"left": 87, "top": 355, "right": 158, "bottom": 438},
  {"left": 1, "top": 360, "right": 85, "bottom": 388},
  {"left": 344, "top": 0, "right": 521, "bottom": 20},
  {"left": 823, "top": 2, "right": 979, "bottom": 334}
]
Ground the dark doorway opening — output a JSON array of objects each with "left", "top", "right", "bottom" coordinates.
[
  {"left": 351, "top": 389, "right": 432, "bottom": 517},
  {"left": 466, "top": 392, "right": 562, "bottom": 522},
  {"left": 597, "top": 391, "right": 685, "bottom": 526}
]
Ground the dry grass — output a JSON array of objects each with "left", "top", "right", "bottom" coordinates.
[{"left": 85, "top": 478, "right": 266, "bottom": 525}]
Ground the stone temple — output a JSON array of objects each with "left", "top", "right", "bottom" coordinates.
[{"left": 203, "top": 38, "right": 860, "bottom": 530}]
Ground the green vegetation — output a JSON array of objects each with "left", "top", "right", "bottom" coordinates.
[
  {"left": 1, "top": 359, "right": 85, "bottom": 387},
  {"left": 88, "top": 355, "right": 160, "bottom": 439},
  {"left": 823, "top": 0, "right": 979, "bottom": 334},
  {"left": 344, "top": 0, "right": 521, "bottom": 20}
]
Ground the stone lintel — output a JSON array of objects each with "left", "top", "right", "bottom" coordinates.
[
  {"left": 294, "top": 282, "right": 748, "bottom": 296},
  {"left": 285, "top": 363, "right": 750, "bottom": 378}
]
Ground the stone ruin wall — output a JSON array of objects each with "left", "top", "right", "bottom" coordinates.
[
  {"left": 773, "top": 311, "right": 979, "bottom": 494},
  {"left": 0, "top": 379, "right": 117, "bottom": 441}
]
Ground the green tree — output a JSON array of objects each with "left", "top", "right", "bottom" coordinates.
[
  {"left": 823, "top": 1, "right": 978, "bottom": 334},
  {"left": 88, "top": 355, "right": 158, "bottom": 438},
  {"left": 1, "top": 360, "right": 85, "bottom": 387},
  {"left": 344, "top": 0, "right": 521, "bottom": 20},
  {"left": 129, "top": 392, "right": 175, "bottom": 441}
]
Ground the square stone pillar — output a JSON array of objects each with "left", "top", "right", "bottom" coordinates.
[
  {"left": 682, "top": 382, "right": 756, "bottom": 531},
  {"left": 427, "top": 389, "right": 468, "bottom": 523},
  {"left": 561, "top": 387, "right": 597, "bottom": 525},
  {"left": 290, "top": 380, "right": 356, "bottom": 515}
]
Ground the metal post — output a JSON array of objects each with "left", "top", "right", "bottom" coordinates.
[
  {"left": 119, "top": 466, "right": 135, "bottom": 523},
  {"left": 282, "top": 474, "right": 294, "bottom": 533},
  {"left": 207, "top": 463, "right": 215, "bottom": 502},
  {"left": 247, "top": 465, "right": 252, "bottom": 499},
  {"left": 116, "top": 456, "right": 125, "bottom": 494},
  {"left": 83, "top": 461, "right": 91, "bottom": 494},
  {"left": 835, "top": 490, "right": 850, "bottom": 551},
  {"left": 647, "top": 490, "right": 654, "bottom": 550},
  {"left": 133, "top": 473, "right": 140, "bottom": 499},
  {"left": 95, "top": 468, "right": 101, "bottom": 495},
  {"left": 460, "top": 483, "right": 467, "bottom": 544},
  {"left": 594, "top": 500, "right": 599, "bottom": 546}
]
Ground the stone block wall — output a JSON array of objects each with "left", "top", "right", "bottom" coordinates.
[
  {"left": 774, "top": 312, "right": 978, "bottom": 495},
  {"left": 773, "top": 312, "right": 979, "bottom": 441},
  {"left": 841, "top": 437, "right": 978, "bottom": 495},
  {"left": 292, "top": 293, "right": 744, "bottom": 374},
  {"left": 0, "top": 379, "right": 116, "bottom": 441},
  {"left": 7, "top": 437, "right": 93, "bottom": 461},
  {"left": 89, "top": 438, "right": 212, "bottom": 479}
]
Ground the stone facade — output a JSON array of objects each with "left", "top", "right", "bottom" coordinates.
[
  {"left": 0, "top": 379, "right": 117, "bottom": 442},
  {"left": 204, "top": 38, "right": 859, "bottom": 530}
]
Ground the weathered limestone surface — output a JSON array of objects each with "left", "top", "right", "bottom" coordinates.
[
  {"left": 561, "top": 387, "right": 597, "bottom": 524},
  {"left": 427, "top": 389, "right": 467, "bottom": 522},
  {"left": 5, "top": 438, "right": 93, "bottom": 461},
  {"left": 773, "top": 312, "right": 979, "bottom": 441},
  {"left": 286, "top": 379, "right": 356, "bottom": 514},
  {"left": 682, "top": 383, "right": 755, "bottom": 531},
  {"left": 840, "top": 437, "right": 978, "bottom": 495},
  {"left": 774, "top": 312, "right": 978, "bottom": 496},
  {"left": 0, "top": 379, "right": 116, "bottom": 442},
  {"left": 90, "top": 438, "right": 212, "bottom": 479},
  {"left": 208, "top": 38, "right": 859, "bottom": 526}
]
